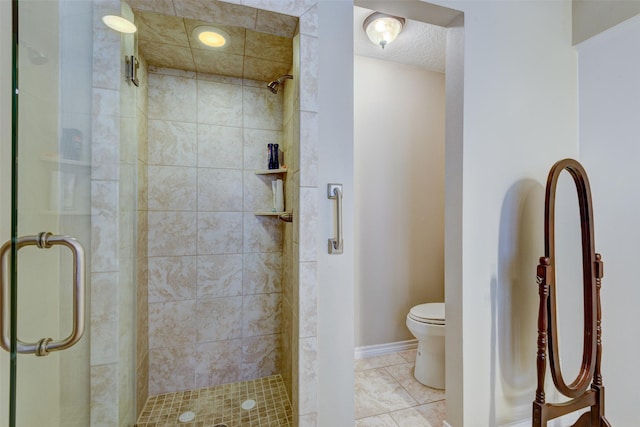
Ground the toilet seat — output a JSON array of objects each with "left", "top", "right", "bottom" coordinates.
[
  {"left": 408, "top": 303, "right": 445, "bottom": 325},
  {"left": 406, "top": 302, "right": 446, "bottom": 388}
]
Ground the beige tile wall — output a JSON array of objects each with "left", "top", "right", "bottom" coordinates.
[
  {"left": 118, "top": 5, "right": 140, "bottom": 425},
  {"left": 146, "top": 68, "right": 286, "bottom": 395},
  {"left": 269, "top": 2, "right": 319, "bottom": 427},
  {"left": 239, "top": 2, "right": 319, "bottom": 426},
  {"left": 296, "top": 5, "right": 319, "bottom": 427},
  {"left": 91, "top": 2, "right": 319, "bottom": 426},
  {"left": 280, "top": 31, "right": 298, "bottom": 415},
  {"left": 90, "top": 0, "right": 123, "bottom": 425},
  {"left": 136, "top": 52, "right": 150, "bottom": 419},
  {"left": 90, "top": 1, "right": 140, "bottom": 425}
]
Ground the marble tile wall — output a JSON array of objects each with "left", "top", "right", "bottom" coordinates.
[
  {"left": 136, "top": 52, "right": 150, "bottom": 419},
  {"left": 118, "top": 5, "right": 140, "bottom": 425},
  {"left": 90, "top": 1, "right": 140, "bottom": 426},
  {"left": 280, "top": 31, "right": 298, "bottom": 413},
  {"left": 90, "top": 0, "right": 122, "bottom": 425},
  {"left": 227, "top": 2, "right": 319, "bottom": 427},
  {"left": 146, "top": 67, "right": 286, "bottom": 395},
  {"left": 270, "top": 3, "right": 319, "bottom": 427},
  {"left": 295, "top": 5, "right": 319, "bottom": 427},
  {"left": 90, "top": 1, "right": 319, "bottom": 425},
  {"left": 134, "top": 8, "right": 294, "bottom": 81}
]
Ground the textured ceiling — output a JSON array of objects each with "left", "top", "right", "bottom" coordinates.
[
  {"left": 354, "top": 6, "right": 447, "bottom": 74},
  {"left": 129, "top": 0, "right": 296, "bottom": 81},
  {"left": 129, "top": 1, "right": 445, "bottom": 79}
]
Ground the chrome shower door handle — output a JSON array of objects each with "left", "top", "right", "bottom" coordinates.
[
  {"left": 328, "top": 183, "right": 344, "bottom": 254},
  {"left": 0, "top": 232, "right": 86, "bottom": 356}
]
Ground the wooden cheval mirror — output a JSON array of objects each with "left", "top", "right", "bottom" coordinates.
[{"left": 533, "top": 159, "right": 611, "bottom": 427}]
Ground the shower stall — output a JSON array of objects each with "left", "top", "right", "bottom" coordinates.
[{"left": 1, "top": 0, "right": 321, "bottom": 425}]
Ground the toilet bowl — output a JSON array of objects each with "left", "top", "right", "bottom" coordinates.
[{"left": 406, "top": 302, "right": 445, "bottom": 389}]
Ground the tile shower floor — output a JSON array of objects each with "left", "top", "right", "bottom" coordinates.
[
  {"left": 136, "top": 350, "right": 442, "bottom": 426},
  {"left": 136, "top": 375, "right": 292, "bottom": 427},
  {"left": 354, "top": 349, "right": 446, "bottom": 426}
]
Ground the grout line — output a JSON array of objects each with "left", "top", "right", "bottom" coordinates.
[
  {"left": 136, "top": 374, "right": 292, "bottom": 426},
  {"left": 354, "top": 350, "right": 446, "bottom": 426}
]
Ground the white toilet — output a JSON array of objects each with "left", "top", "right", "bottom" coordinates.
[{"left": 405, "top": 302, "right": 445, "bottom": 389}]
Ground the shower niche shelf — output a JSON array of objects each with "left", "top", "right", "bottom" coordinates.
[
  {"left": 254, "top": 211, "right": 290, "bottom": 216},
  {"left": 254, "top": 168, "right": 289, "bottom": 220},
  {"left": 254, "top": 211, "right": 293, "bottom": 223},
  {"left": 42, "top": 210, "right": 90, "bottom": 216},
  {"left": 40, "top": 155, "right": 91, "bottom": 167},
  {"left": 254, "top": 168, "right": 287, "bottom": 175},
  {"left": 40, "top": 155, "right": 91, "bottom": 215}
]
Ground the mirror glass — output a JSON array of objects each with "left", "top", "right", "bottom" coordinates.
[{"left": 553, "top": 169, "right": 586, "bottom": 386}]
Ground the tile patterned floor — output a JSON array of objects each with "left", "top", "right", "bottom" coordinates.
[
  {"left": 136, "top": 375, "right": 292, "bottom": 427},
  {"left": 136, "top": 350, "right": 441, "bottom": 426},
  {"left": 354, "top": 349, "right": 446, "bottom": 427}
]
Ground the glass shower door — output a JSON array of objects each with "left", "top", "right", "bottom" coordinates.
[{"left": 2, "top": 0, "right": 94, "bottom": 425}]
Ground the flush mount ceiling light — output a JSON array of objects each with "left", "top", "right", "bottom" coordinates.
[
  {"left": 102, "top": 15, "right": 137, "bottom": 34},
  {"left": 192, "top": 26, "right": 229, "bottom": 48},
  {"left": 363, "top": 12, "right": 405, "bottom": 49}
]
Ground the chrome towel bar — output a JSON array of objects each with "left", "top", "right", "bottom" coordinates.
[{"left": 327, "top": 183, "right": 343, "bottom": 254}]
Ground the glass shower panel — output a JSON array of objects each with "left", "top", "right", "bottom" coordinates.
[{"left": 3, "top": 0, "right": 93, "bottom": 425}]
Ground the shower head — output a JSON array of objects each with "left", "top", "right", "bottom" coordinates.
[
  {"left": 267, "top": 74, "right": 293, "bottom": 94},
  {"left": 267, "top": 80, "right": 280, "bottom": 94}
]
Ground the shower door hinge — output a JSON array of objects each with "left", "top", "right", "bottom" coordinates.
[{"left": 126, "top": 55, "right": 139, "bottom": 87}]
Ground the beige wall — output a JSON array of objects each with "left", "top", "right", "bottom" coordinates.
[
  {"left": 573, "top": 0, "right": 640, "bottom": 44},
  {"left": 430, "top": 0, "right": 579, "bottom": 425},
  {"left": 145, "top": 68, "right": 285, "bottom": 395},
  {"left": 368, "top": 1, "right": 583, "bottom": 425},
  {"left": 578, "top": 15, "right": 640, "bottom": 425},
  {"left": 316, "top": 2, "right": 356, "bottom": 425},
  {"left": 354, "top": 56, "right": 446, "bottom": 347}
]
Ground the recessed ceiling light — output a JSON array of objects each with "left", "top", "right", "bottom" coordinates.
[
  {"left": 102, "top": 15, "right": 137, "bottom": 34},
  {"left": 192, "top": 26, "right": 229, "bottom": 48}
]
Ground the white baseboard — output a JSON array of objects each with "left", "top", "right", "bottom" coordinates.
[
  {"left": 499, "top": 412, "right": 583, "bottom": 427},
  {"left": 354, "top": 339, "right": 418, "bottom": 359},
  {"left": 438, "top": 413, "right": 583, "bottom": 427},
  {"left": 500, "top": 419, "right": 529, "bottom": 427},
  {"left": 444, "top": 419, "right": 528, "bottom": 427}
]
